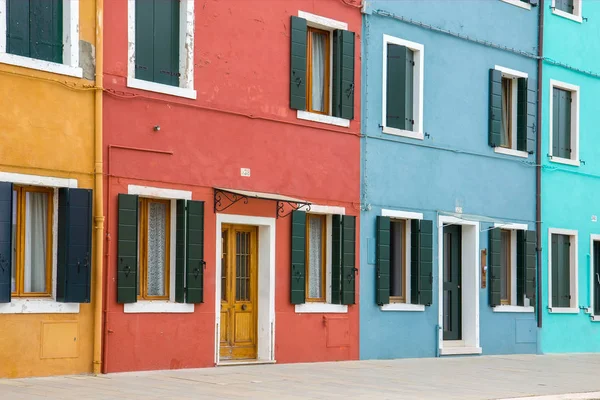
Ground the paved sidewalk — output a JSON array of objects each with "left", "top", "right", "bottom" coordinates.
[{"left": 2, "top": 354, "right": 600, "bottom": 400}]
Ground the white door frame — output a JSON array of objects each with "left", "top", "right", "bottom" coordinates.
[{"left": 214, "top": 214, "right": 276, "bottom": 364}]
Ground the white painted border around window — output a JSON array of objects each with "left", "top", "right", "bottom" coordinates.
[
  {"left": 381, "top": 209, "right": 423, "bottom": 220},
  {"left": 590, "top": 234, "right": 600, "bottom": 320},
  {"left": 382, "top": 34, "right": 424, "bottom": 140},
  {"left": 552, "top": 0, "right": 583, "bottom": 23},
  {"left": 547, "top": 228, "right": 579, "bottom": 313},
  {"left": 380, "top": 303, "right": 424, "bottom": 312},
  {"left": 493, "top": 222, "right": 529, "bottom": 231},
  {"left": 494, "top": 147, "right": 529, "bottom": 158},
  {"left": 548, "top": 79, "right": 580, "bottom": 166},
  {"left": 127, "top": 0, "right": 196, "bottom": 99},
  {"left": 298, "top": 11, "right": 348, "bottom": 31},
  {"left": 301, "top": 204, "right": 346, "bottom": 216},
  {"left": 500, "top": 0, "right": 532, "bottom": 10},
  {"left": 0, "top": 0, "right": 82, "bottom": 78},
  {"left": 295, "top": 303, "right": 348, "bottom": 313},
  {"left": 493, "top": 305, "right": 534, "bottom": 313},
  {"left": 494, "top": 65, "right": 528, "bottom": 156},
  {"left": 296, "top": 111, "right": 351, "bottom": 128}
]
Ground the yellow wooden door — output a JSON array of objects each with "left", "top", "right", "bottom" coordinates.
[{"left": 220, "top": 224, "right": 258, "bottom": 360}]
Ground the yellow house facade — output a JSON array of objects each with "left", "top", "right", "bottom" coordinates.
[{"left": 0, "top": 0, "right": 103, "bottom": 378}]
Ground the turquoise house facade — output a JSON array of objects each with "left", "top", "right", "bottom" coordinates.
[
  {"left": 540, "top": 0, "right": 600, "bottom": 353},
  {"left": 360, "top": 0, "right": 541, "bottom": 359}
]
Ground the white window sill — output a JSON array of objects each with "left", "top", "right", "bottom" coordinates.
[
  {"left": 548, "top": 155, "right": 580, "bottom": 167},
  {"left": 552, "top": 9, "right": 583, "bottom": 23},
  {"left": 294, "top": 303, "right": 348, "bottom": 314},
  {"left": 494, "top": 147, "right": 529, "bottom": 158},
  {"left": 296, "top": 110, "right": 350, "bottom": 128},
  {"left": 0, "top": 53, "right": 83, "bottom": 78},
  {"left": 0, "top": 299, "right": 80, "bottom": 314},
  {"left": 493, "top": 305, "right": 534, "bottom": 313},
  {"left": 590, "top": 315, "right": 600, "bottom": 322},
  {"left": 439, "top": 345, "right": 482, "bottom": 356},
  {"left": 500, "top": 0, "right": 532, "bottom": 10},
  {"left": 380, "top": 303, "right": 425, "bottom": 312},
  {"left": 124, "top": 301, "right": 195, "bottom": 314},
  {"left": 127, "top": 77, "right": 197, "bottom": 100},
  {"left": 382, "top": 125, "right": 424, "bottom": 140},
  {"left": 548, "top": 307, "right": 579, "bottom": 314}
]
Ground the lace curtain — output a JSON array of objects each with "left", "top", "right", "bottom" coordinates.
[
  {"left": 308, "top": 217, "right": 323, "bottom": 299},
  {"left": 147, "top": 202, "right": 167, "bottom": 296},
  {"left": 311, "top": 31, "right": 326, "bottom": 112},
  {"left": 24, "top": 191, "right": 48, "bottom": 293}
]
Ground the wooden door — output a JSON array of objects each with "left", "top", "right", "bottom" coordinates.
[
  {"left": 443, "top": 225, "right": 462, "bottom": 341},
  {"left": 220, "top": 224, "right": 258, "bottom": 360}
]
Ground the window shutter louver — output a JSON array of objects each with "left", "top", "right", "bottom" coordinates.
[
  {"left": 6, "top": 0, "right": 30, "bottom": 58},
  {"left": 488, "top": 228, "right": 502, "bottom": 307},
  {"left": 117, "top": 194, "right": 138, "bottom": 304},
  {"left": 489, "top": 69, "right": 503, "bottom": 147},
  {"left": 290, "top": 210, "right": 306, "bottom": 304},
  {"left": 594, "top": 242, "right": 600, "bottom": 316},
  {"left": 0, "top": 182, "right": 13, "bottom": 304},
  {"left": 332, "top": 29, "right": 355, "bottom": 120},
  {"left": 341, "top": 216, "right": 356, "bottom": 305},
  {"left": 516, "top": 230, "right": 536, "bottom": 307},
  {"left": 175, "top": 199, "right": 186, "bottom": 303},
  {"left": 331, "top": 215, "right": 342, "bottom": 304},
  {"left": 517, "top": 78, "right": 536, "bottom": 153},
  {"left": 57, "top": 188, "right": 92, "bottom": 303},
  {"left": 185, "top": 200, "right": 204, "bottom": 304},
  {"left": 376, "top": 216, "right": 391, "bottom": 305},
  {"left": 290, "top": 16, "right": 307, "bottom": 111},
  {"left": 411, "top": 220, "right": 433, "bottom": 305},
  {"left": 387, "top": 44, "right": 413, "bottom": 131},
  {"left": 29, "top": 0, "right": 63, "bottom": 64}
]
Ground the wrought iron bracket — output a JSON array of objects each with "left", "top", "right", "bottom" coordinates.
[
  {"left": 214, "top": 189, "right": 249, "bottom": 213},
  {"left": 276, "top": 200, "right": 311, "bottom": 219}
]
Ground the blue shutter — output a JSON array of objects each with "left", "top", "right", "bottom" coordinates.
[{"left": 0, "top": 182, "right": 13, "bottom": 303}]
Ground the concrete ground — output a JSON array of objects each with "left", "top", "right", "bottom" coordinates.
[{"left": 2, "top": 354, "right": 600, "bottom": 400}]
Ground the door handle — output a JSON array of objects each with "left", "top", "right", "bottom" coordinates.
[{"left": 241, "top": 304, "right": 248, "bottom": 311}]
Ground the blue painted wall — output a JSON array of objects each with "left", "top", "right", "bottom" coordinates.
[
  {"left": 540, "top": 2, "right": 600, "bottom": 353},
  {"left": 360, "top": 0, "right": 539, "bottom": 359}
]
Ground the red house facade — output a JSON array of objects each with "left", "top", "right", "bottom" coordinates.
[{"left": 102, "top": 0, "right": 362, "bottom": 372}]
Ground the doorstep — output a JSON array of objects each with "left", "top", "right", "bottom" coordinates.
[
  {"left": 440, "top": 341, "right": 482, "bottom": 356},
  {"left": 217, "top": 359, "right": 277, "bottom": 367}
]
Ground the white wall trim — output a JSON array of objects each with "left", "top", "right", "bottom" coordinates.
[
  {"left": 127, "top": 77, "right": 197, "bottom": 100},
  {"left": 381, "top": 209, "right": 423, "bottom": 220},
  {"left": 300, "top": 204, "right": 346, "bottom": 215},
  {"left": 124, "top": 301, "right": 194, "bottom": 313},
  {"left": 494, "top": 65, "right": 529, "bottom": 79},
  {"left": 382, "top": 34, "right": 424, "bottom": 139},
  {"left": 380, "top": 303, "right": 425, "bottom": 312},
  {"left": 551, "top": 0, "right": 583, "bottom": 22},
  {"left": 0, "top": 53, "right": 83, "bottom": 78},
  {"left": 493, "top": 222, "right": 529, "bottom": 231},
  {"left": 298, "top": 11, "right": 348, "bottom": 30},
  {"left": 494, "top": 147, "right": 529, "bottom": 159},
  {"left": 493, "top": 305, "right": 534, "bottom": 313},
  {"left": 548, "top": 228, "right": 579, "bottom": 310},
  {"left": 0, "top": 299, "right": 79, "bottom": 314},
  {"left": 500, "top": 0, "right": 532, "bottom": 10},
  {"left": 128, "top": 184, "right": 192, "bottom": 200},
  {"left": 295, "top": 303, "right": 348, "bottom": 313},
  {"left": 296, "top": 110, "right": 350, "bottom": 128},
  {"left": 0, "top": 172, "right": 77, "bottom": 188},
  {"left": 589, "top": 234, "right": 600, "bottom": 317},
  {"left": 548, "top": 79, "right": 580, "bottom": 164}
]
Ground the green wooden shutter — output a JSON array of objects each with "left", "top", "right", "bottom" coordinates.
[
  {"left": 175, "top": 200, "right": 186, "bottom": 303},
  {"left": 57, "top": 188, "right": 92, "bottom": 303},
  {"left": 410, "top": 220, "right": 419, "bottom": 305},
  {"left": 29, "top": 0, "right": 63, "bottom": 63},
  {"left": 290, "top": 16, "right": 307, "bottom": 111},
  {"left": 117, "top": 194, "right": 138, "bottom": 304},
  {"left": 552, "top": 234, "right": 571, "bottom": 308},
  {"left": 290, "top": 210, "right": 306, "bottom": 304},
  {"left": 517, "top": 78, "right": 536, "bottom": 153},
  {"left": 594, "top": 242, "right": 600, "bottom": 315},
  {"left": 186, "top": 200, "right": 204, "bottom": 304},
  {"left": 489, "top": 69, "right": 503, "bottom": 147},
  {"left": 387, "top": 44, "right": 413, "bottom": 131},
  {"left": 516, "top": 230, "right": 536, "bottom": 307},
  {"left": 135, "top": 0, "right": 154, "bottom": 82},
  {"left": 552, "top": 88, "right": 560, "bottom": 157},
  {"left": 376, "top": 216, "right": 391, "bottom": 305},
  {"left": 332, "top": 29, "right": 355, "bottom": 120},
  {"left": 331, "top": 215, "right": 342, "bottom": 304},
  {"left": 6, "top": 0, "right": 30, "bottom": 58},
  {"left": 488, "top": 228, "right": 501, "bottom": 307},
  {"left": 0, "top": 182, "right": 13, "bottom": 304},
  {"left": 341, "top": 216, "right": 356, "bottom": 305},
  {"left": 553, "top": 88, "right": 572, "bottom": 159},
  {"left": 418, "top": 220, "right": 433, "bottom": 306}
]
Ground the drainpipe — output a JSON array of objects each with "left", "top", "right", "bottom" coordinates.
[
  {"left": 536, "top": 0, "right": 544, "bottom": 329},
  {"left": 92, "top": 0, "right": 105, "bottom": 375}
]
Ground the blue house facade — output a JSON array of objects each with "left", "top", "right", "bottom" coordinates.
[{"left": 360, "top": 0, "right": 540, "bottom": 359}]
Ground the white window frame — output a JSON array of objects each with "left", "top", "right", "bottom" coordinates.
[
  {"left": 381, "top": 34, "right": 424, "bottom": 141},
  {"left": 0, "top": 0, "right": 82, "bottom": 78},
  {"left": 552, "top": 0, "right": 583, "bottom": 23},
  {"left": 500, "top": 0, "right": 532, "bottom": 10},
  {"left": 295, "top": 204, "right": 348, "bottom": 314},
  {"left": 549, "top": 79, "right": 580, "bottom": 166},
  {"left": 589, "top": 235, "right": 600, "bottom": 321},
  {"left": 493, "top": 66, "right": 529, "bottom": 159},
  {"left": 127, "top": 0, "right": 196, "bottom": 100},
  {"left": 0, "top": 172, "right": 79, "bottom": 314},
  {"left": 547, "top": 228, "right": 579, "bottom": 314},
  {"left": 123, "top": 185, "right": 194, "bottom": 314},
  {"left": 492, "top": 222, "right": 534, "bottom": 313},
  {"left": 295, "top": 11, "right": 351, "bottom": 128}
]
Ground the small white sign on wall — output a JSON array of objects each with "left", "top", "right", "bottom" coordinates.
[
  {"left": 455, "top": 206, "right": 463, "bottom": 214},
  {"left": 592, "top": 215, "right": 597, "bottom": 223},
  {"left": 241, "top": 168, "right": 251, "bottom": 177}
]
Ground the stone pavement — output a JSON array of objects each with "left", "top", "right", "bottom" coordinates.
[{"left": 2, "top": 354, "right": 600, "bottom": 400}]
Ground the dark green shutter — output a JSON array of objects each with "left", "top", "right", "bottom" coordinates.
[
  {"left": 0, "top": 182, "right": 13, "bottom": 304},
  {"left": 6, "top": 0, "right": 30, "bottom": 58},
  {"left": 488, "top": 228, "right": 501, "bottom": 307},
  {"left": 57, "top": 188, "right": 92, "bottom": 303},
  {"left": 175, "top": 200, "right": 186, "bottom": 303},
  {"left": 376, "top": 216, "right": 391, "bottom": 305},
  {"left": 135, "top": 0, "right": 180, "bottom": 87},
  {"left": 331, "top": 215, "right": 342, "bottom": 304},
  {"left": 489, "top": 69, "right": 503, "bottom": 147},
  {"left": 594, "top": 242, "right": 600, "bottom": 316},
  {"left": 290, "top": 210, "right": 306, "bottom": 304},
  {"left": 117, "top": 194, "right": 138, "bottom": 304},
  {"left": 290, "top": 16, "right": 307, "bottom": 111},
  {"left": 333, "top": 29, "right": 355, "bottom": 120},
  {"left": 341, "top": 216, "right": 356, "bottom": 305},
  {"left": 517, "top": 230, "right": 536, "bottom": 307},
  {"left": 387, "top": 44, "right": 413, "bottom": 131},
  {"left": 410, "top": 220, "right": 433, "bottom": 306},
  {"left": 185, "top": 201, "right": 204, "bottom": 304},
  {"left": 517, "top": 78, "right": 536, "bottom": 153},
  {"left": 552, "top": 234, "right": 571, "bottom": 308},
  {"left": 553, "top": 88, "right": 572, "bottom": 159},
  {"left": 410, "top": 220, "right": 419, "bottom": 305},
  {"left": 555, "top": 0, "right": 574, "bottom": 13}
]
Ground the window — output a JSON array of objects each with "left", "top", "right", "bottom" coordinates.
[
  {"left": 127, "top": 0, "right": 196, "bottom": 99},
  {"left": 390, "top": 220, "right": 406, "bottom": 302},
  {"left": 549, "top": 80, "right": 579, "bottom": 166},
  {"left": 548, "top": 229, "right": 578, "bottom": 312},
  {"left": 11, "top": 186, "right": 53, "bottom": 297},
  {"left": 591, "top": 238, "right": 600, "bottom": 319},
  {"left": 306, "top": 214, "right": 326, "bottom": 302},
  {"left": 137, "top": 198, "right": 170, "bottom": 300},
  {"left": 306, "top": 28, "right": 330, "bottom": 115},
  {"left": 552, "top": 0, "right": 582, "bottom": 22},
  {"left": 500, "top": 0, "right": 535, "bottom": 10},
  {"left": 500, "top": 229, "right": 512, "bottom": 305},
  {"left": 382, "top": 35, "right": 424, "bottom": 140}
]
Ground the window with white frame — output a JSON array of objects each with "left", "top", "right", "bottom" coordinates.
[
  {"left": 127, "top": 0, "right": 196, "bottom": 99},
  {"left": 552, "top": 0, "right": 582, "bottom": 22},
  {"left": 549, "top": 80, "right": 579, "bottom": 166},
  {"left": 382, "top": 34, "right": 424, "bottom": 140},
  {"left": 548, "top": 229, "right": 578, "bottom": 312},
  {"left": 500, "top": 0, "right": 534, "bottom": 10},
  {"left": 0, "top": 0, "right": 81, "bottom": 77},
  {"left": 591, "top": 237, "right": 600, "bottom": 319}
]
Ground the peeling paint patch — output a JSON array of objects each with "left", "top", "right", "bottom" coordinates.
[{"left": 79, "top": 40, "right": 96, "bottom": 81}]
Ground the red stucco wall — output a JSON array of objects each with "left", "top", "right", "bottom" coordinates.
[{"left": 102, "top": 0, "right": 362, "bottom": 373}]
